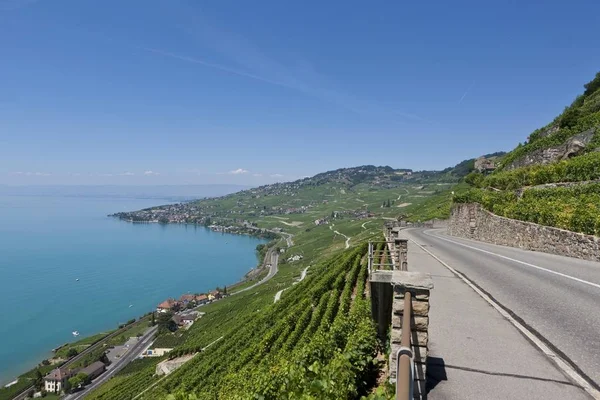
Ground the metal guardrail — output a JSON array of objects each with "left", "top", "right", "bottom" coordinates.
[
  {"left": 368, "top": 240, "right": 407, "bottom": 272},
  {"left": 370, "top": 227, "right": 414, "bottom": 400},
  {"left": 396, "top": 292, "right": 414, "bottom": 400}
]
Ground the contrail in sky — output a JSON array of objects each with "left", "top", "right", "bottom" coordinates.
[{"left": 459, "top": 81, "right": 475, "bottom": 104}]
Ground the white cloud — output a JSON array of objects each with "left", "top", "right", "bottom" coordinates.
[
  {"left": 144, "top": 170, "right": 160, "bottom": 176},
  {"left": 11, "top": 171, "right": 51, "bottom": 176},
  {"left": 270, "top": 173, "right": 284, "bottom": 178},
  {"left": 229, "top": 168, "right": 249, "bottom": 175},
  {"left": 118, "top": 172, "right": 135, "bottom": 176}
]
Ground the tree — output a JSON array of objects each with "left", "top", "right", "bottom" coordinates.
[
  {"left": 68, "top": 372, "right": 89, "bottom": 391},
  {"left": 157, "top": 311, "right": 177, "bottom": 333},
  {"left": 34, "top": 368, "right": 43, "bottom": 390},
  {"left": 63, "top": 378, "right": 72, "bottom": 394},
  {"left": 223, "top": 286, "right": 227, "bottom": 295},
  {"left": 66, "top": 348, "right": 78, "bottom": 358},
  {"left": 151, "top": 312, "right": 156, "bottom": 326}
]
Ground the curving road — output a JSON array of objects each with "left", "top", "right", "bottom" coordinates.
[
  {"left": 407, "top": 228, "right": 600, "bottom": 391},
  {"left": 232, "top": 251, "right": 279, "bottom": 295}
]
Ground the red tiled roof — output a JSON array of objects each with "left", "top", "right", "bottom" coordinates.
[
  {"left": 44, "top": 368, "right": 72, "bottom": 381},
  {"left": 157, "top": 298, "right": 177, "bottom": 309},
  {"left": 195, "top": 294, "right": 208, "bottom": 301},
  {"left": 180, "top": 294, "right": 195, "bottom": 302}
]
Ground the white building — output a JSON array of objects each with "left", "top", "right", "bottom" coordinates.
[{"left": 44, "top": 367, "right": 73, "bottom": 393}]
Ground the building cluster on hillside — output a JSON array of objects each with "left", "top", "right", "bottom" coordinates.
[
  {"left": 157, "top": 290, "right": 224, "bottom": 314},
  {"left": 44, "top": 361, "right": 106, "bottom": 394},
  {"left": 111, "top": 203, "right": 214, "bottom": 225},
  {"left": 110, "top": 165, "right": 428, "bottom": 233}
]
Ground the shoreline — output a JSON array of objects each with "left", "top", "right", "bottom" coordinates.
[{"left": 0, "top": 225, "right": 274, "bottom": 392}]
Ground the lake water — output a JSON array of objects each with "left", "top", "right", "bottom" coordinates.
[{"left": 0, "top": 195, "right": 265, "bottom": 384}]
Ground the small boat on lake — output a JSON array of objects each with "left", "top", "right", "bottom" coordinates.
[{"left": 72, "top": 331, "right": 80, "bottom": 337}]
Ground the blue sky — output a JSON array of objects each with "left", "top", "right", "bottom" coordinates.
[{"left": 1, "top": 0, "right": 599, "bottom": 185}]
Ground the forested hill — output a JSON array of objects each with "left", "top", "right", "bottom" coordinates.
[{"left": 457, "top": 71, "right": 600, "bottom": 236}]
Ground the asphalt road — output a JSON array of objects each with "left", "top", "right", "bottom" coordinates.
[
  {"left": 407, "top": 228, "right": 600, "bottom": 390},
  {"left": 65, "top": 326, "right": 157, "bottom": 400},
  {"left": 232, "top": 251, "right": 279, "bottom": 295}
]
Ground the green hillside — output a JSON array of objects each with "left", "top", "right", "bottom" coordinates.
[
  {"left": 457, "top": 72, "right": 600, "bottom": 235},
  {"left": 88, "top": 156, "right": 506, "bottom": 399},
  {"left": 91, "top": 166, "right": 468, "bottom": 400},
  {"left": 86, "top": 245, "right": 378, "bottom": 400}
]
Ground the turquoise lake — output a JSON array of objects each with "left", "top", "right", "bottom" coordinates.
[{"left": 0, "top": 195, "right": 265, "bottom": 384}]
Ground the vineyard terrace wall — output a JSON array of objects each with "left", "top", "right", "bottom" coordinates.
[{"left": 448, "top": 203, "right": 600, "bottom": 262}]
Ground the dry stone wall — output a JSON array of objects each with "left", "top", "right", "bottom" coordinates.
[{"left": 448, "top": 203, "right": 600, "bottom": 261}]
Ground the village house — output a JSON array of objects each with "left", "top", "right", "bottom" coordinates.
[
  {"left": 79, "top": 361, "right": 106, "bottom": 382},
  {"left": 179, "top": 294, "right": 195, "bottom": 306},
  {"left": 157, "top": 298, "right": 180, "bottom": 313},
  {"left": 44, "top": 362, "right": 107, "bottom": 393},
  {"left": 195, "top": 294, "right": 208, "bottom": 304},
  {"left": 208, "top": 290, "right": 222, "bottom": 301},
  {"left": 171, "top": 314, "right": 184, "bottom": 327},
  {"left": 144, "top": 348, "right": 173, "bottom": 357},
  {"left": 181, "top": 314, "right": 196, "bottom": 326},
  {"left": 44, "top": 367, "right": 74, "bottom": 393}
]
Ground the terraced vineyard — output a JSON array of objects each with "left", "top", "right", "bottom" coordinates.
[{"left": 86, "top": 242, "right": 379, "bottom": 399}]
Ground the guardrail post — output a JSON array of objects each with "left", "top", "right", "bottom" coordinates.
[{"left": 368, "top": 241, "right": 373, "bottom": 273}]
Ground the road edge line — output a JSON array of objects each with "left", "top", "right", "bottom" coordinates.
[{"left": 409, "top": 238, "right": 600, "bottom": 400}]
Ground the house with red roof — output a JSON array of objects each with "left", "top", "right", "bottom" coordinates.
[
  {"left": 157, "top": 298, "right": 180, "bottom": 313},
  {"left": 179, "top": 294, "right": 195, "bottom": 305},
  {"left": 195, "top": 294, "right": 208, "bottom": 304},
  {"left": 44, "top": 367, "right": 74, "bottom": 393}
]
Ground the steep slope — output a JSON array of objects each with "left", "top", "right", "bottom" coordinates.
[
  {"left": 456, "top": 72, "right": 600, "bottom": 235},
  {"left": 85, "top": 245, "right": 378, "bottom": 400}
]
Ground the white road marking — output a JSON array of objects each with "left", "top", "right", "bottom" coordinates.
[
  {"left": 424, "top": 230, "right": 600, "bottom": 291},
  {"left": 411, "top": 237, "right": 600, "bottom": 399}
]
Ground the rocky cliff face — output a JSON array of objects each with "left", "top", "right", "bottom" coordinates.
[{"left": 505, "top": 128, "right": 597, "bottom": 170}]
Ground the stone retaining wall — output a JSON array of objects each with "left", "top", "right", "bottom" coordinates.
[{"left": 448, "top": 203, "right": 600, "bottom": 262}]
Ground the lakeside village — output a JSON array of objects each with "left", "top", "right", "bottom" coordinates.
[{"left": 12, "top": 289, "right": 226, "bottom": 398}]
